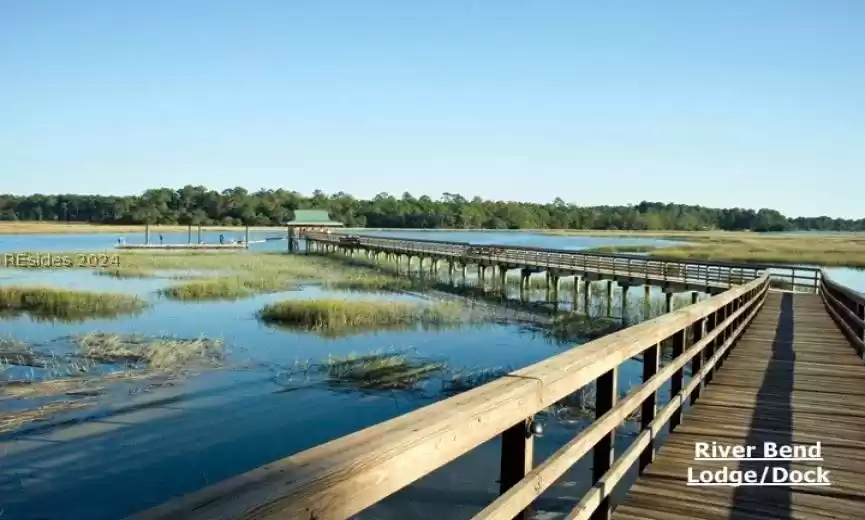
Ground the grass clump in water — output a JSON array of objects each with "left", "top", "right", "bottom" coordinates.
[
  {"left": 0, "top": 286, "right": 146, "bottom": 321},
  {"left": 325, "top": 275, "right": 418, "bottom": 293},
  {"left": 73, "top": 332, "right": 224, "bottom": 370},
  {"left": 321, "top": 351, "right": 446, "bottom": 390},
  {"left": 159, "top": 276, "right": 298, "bottom": 301},
  {"left": 259, "top": 299, "right": 463, "bottom": 335}
]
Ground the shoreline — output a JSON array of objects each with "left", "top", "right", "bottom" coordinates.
[{"left": 3, "top": 221, "right": 865, "bottom": 237}]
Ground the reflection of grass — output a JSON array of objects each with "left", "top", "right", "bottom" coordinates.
[
  {"left": 321, "top": 352, "right": 445, "bottom": 390},
  {"left": 543, "top": 382, "right": 641, "bottom": 423},
  {"left": 73, "top": 332, "right": 224, "bottom": 370},
  {"left": 0, "top": 332, "right": 223, "bottom": 434},
  {"left": 544, "top": 314, "right": 623, "bottom": 341},
  {"left": 259, "top": 299, "right": 463, "bottom": 335},
  {"left": 443, "top": 367, "right": 511, "bottom": 395},
  {"left": 0, "top": 399, "right": 96, "bottom": 434},
  {"left": 1, "top": 371, "right": 166, "bottom": 399},
  {"left": 0, "top": 286, "right": 146, "bottom": 321}
]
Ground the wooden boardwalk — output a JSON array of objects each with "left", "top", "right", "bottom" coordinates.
[{"left": 613, "top": 291, "right": 865, "bottom": 520}]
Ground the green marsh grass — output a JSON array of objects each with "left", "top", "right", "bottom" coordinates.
[
  {"left": 258, "top": 299, "right": 464, "bottom": 336},
  {"left": 575, "top": 232, "right": 865, "bottom": 268},
  {"left": 0, "top": 286, "right": 146, "bottom": 321},
  {"left": 158, "top": 275, "right": 298, "bottom": 301}
]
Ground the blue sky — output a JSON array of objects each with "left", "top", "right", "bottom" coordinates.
[{"left": 2, "top": 1, "right": 863, "bottom": 218}]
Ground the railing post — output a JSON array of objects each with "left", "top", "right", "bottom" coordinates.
[
  {"left": 704, "top": 311, "right": 718, "bottom": 383},
  {"left": 670, "top": 329, "right": 686, "bottom": 431},
  {"left": 592, "top": 369, "right": 617, "bottom": 520},
  {"left": 690, "top": 318, "right": 705, "bottom": 405},
  {"left": 857, "top": 303, "right": 865, "bottom": 344},
  {"left": 499, "top": 417, "right": 534, "bottom": 520},
  {"left": 640, "top": 342, "right": 660, "bottom": 472}
]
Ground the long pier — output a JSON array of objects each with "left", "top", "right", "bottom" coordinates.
[
  {"left": 305, "top": 232, "right": 819, "bottom": 294},
  {"left": 128, "top": 235, "right": 864, "bottom": 520}
]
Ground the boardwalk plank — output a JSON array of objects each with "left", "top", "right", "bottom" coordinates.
[{"left": 612, "top": 292, "right": 865, "bottom": 520}]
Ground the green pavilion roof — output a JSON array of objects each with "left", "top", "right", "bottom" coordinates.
[{"left": 286, "top": 209, "right": 344, "bottom": 226}]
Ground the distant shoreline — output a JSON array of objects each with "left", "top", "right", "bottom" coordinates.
[{"left": 4, "top": 221, "right": 864, "bottom": 237}]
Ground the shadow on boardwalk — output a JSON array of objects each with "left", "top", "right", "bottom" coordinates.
[{"left": 731, "top": 292, "right": 794, "bottom": 518}]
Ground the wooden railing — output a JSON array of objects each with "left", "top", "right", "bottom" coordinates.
[
  {"left": 305, "top": 232, "right": 820, "bottom": 291},
  {"left": 130, "top": 274, "right": 771, "bottom": 520},
  {"left": 820, "top": 271, "right": 865, "bottom": 355}
]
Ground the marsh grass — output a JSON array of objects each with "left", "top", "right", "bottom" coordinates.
[
  {"left": 579, "top": 232, "right": 865, "bottom": 267},
  {"left": 0, "top": 286, "right": 146, "bottom": 321},
  {"left": 159, "top": 276, "right": 299, "bottom": 301},
  {"left": 324, "top": 276, "right": 418, "bottom": 292},
  {"left": 107, "top": 251, "right": 417, "bottom": 300},
  {"left": 259, "top": 299, "right": 464, "bottom": 336}
]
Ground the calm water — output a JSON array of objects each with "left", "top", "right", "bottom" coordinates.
[{"left": 0, "top": 230, "right": 863, "bottom": 519}]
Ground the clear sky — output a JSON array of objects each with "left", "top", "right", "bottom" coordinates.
[{"left": 2, "top": 1, "right": 863, "bottom": 218}]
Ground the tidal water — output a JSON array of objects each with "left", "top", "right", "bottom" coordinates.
[{"left": 0, "top": 230, "right": 863, "bottom": 519}]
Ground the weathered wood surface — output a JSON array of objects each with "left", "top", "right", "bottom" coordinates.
[{"left": 613, "top": 292, "right": 865, "bottom": 520}]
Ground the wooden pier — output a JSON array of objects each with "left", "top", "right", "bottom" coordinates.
[
  {"left": 127, "top": 237, "right": 864, "bottom": 520},
  {"left": 613, "top": 290, "right": 865, "bottom": 520},
  {"left": 115, "top": 243, "right": 247, "bottom": 250},
  {"left": 302, "top": 232, "right": 821, "bottom": 295}
]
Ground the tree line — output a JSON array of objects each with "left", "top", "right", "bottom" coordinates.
[{"left": 1, "top": 186, "right": 862, "bottom": 232}]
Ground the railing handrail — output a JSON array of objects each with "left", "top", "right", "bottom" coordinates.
[
  {"left": 130, "top": 274, "right": 770, "bottom": 520},
  {"left": 819, "top": 270, "right": 865, "bottom": 355}
]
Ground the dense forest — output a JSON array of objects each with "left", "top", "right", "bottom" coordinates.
[{"left": 1, "top": 186, "right": 862, "bottom": 232}]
